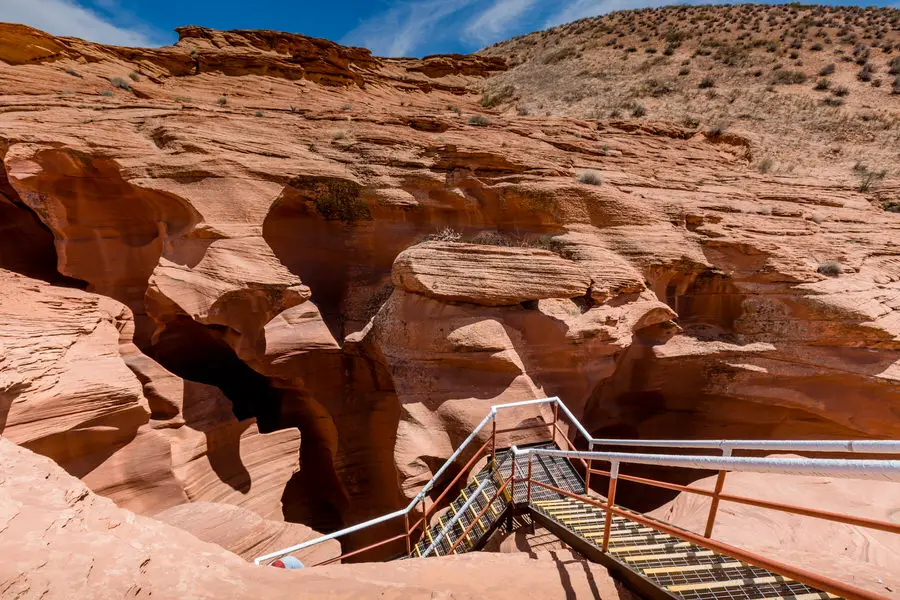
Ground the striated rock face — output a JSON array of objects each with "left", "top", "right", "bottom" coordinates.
[
  {"left": 1, "top": 19, "right": 899, "bottom": 572},
  {"left": 155, "top": 501, "right": 340, "bottom": 565},
  {"left": 0, "top": 268, "right": 308, "bottom": 531},
  {"left": 0, "top": 438, "right": 633, "bottom": 600},
  {"left": 0, "top": 270, "right": 150, "bottom": 469},
  {"left": 392, "top": 242, "right": 592, "bottom": 305}
]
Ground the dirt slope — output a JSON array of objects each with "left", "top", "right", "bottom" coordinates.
[{"left": 480, "top": 4, "right": 899, "bottom": 177}]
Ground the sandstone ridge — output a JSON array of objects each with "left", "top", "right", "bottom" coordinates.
[{"left": 0, "top": 12, "right": 898, "bottom": 582}]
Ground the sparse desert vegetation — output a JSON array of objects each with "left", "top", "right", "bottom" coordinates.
[
  {"left": 577, "top": 170, "right": 603, "bottom": 185},
  {"left": 109, "top": 76, "right": 132, "bottom": 91},
  {"left": 479, "top": 4, "right": 900, "bottom": 175}
]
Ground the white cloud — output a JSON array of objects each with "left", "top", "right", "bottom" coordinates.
[
  {"left": 0, "top": 0, "right": 158, "bottom": 47},
  {"left": 545, "top": 0, "right": 741, "bottom": 27},
  {"left": 342, "top": 0, "right": 478, "bottom": 57},
  {"left": 465, "top": 0, "right": 537, "bottom": 43},
  {"left": 546, "top": 0, "right": 659, "bottom": 27}
]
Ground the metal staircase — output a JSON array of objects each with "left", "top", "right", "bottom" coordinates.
[
  {"left": 409, "top": 446, "right": 841, "bottom": 600},
  {"left": 531, "top": 496, "right": 839, "bottom": 600},
  {"left": 256, "top": 396, "right": 900, "bottom": 600},
  {"left": 409, "top": 460, "right": 508, "bottom": 557},
  {"left": 409, "top": 444, "right": 585, "bottom": 557}
]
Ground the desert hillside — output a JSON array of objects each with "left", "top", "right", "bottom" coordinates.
[
  {"left": 480, "top": 4, "right": 900, "bottom": 179},
  {"left": 0, "top": 5, "right": 898, "bottom": 598}
]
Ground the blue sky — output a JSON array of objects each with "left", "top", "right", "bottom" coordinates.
[{"left": 1, "top": 0, "right": 897, "bottom": 57}]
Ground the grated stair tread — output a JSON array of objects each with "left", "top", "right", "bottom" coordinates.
[
  {"left": 532, "top": 496, "right": 842, "bottom": 600},
  {"left": 409, "top": 445, "right": 585, "bottom": 558}
]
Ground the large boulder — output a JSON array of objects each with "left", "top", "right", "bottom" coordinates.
[{"left": 392, "top": 241, "right": 592, "bottom": 306}]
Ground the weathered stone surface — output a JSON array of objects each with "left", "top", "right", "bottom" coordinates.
[
  {"left": 155, "top": 501, "right": 340, "bottom": 565},
  {"left": 0, "top": 270, "right": 150, "bottom": 467},
  {"left": 392, "top": 242, "right": 592, "bottom": 306},
  {"left": 0, "top": 269, "right": 303, "bottom": 523},
  {"left": 0, "top": 17, "right": 899, "bottom": 585},
  {"left": 0, "top": 438, "right": 634, "bottom": 600},
  {"left": 353, "top": 285, "right": 674, "bottom": 501}
]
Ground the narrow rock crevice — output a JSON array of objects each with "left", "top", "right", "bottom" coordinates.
[
  {"left": 145, "top": 317, "right": 284, "bottom": 431},
  {"left": 0, "top": 148, "right": 86, "bottom": 287},
  {"left": 144, "top": 315, "right": 348, "bottom": 533}
]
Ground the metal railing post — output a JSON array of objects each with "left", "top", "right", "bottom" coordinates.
[
  {"left": 601, "top": 461, "right": 619, "bottom": 552},
  {"left": 510, "top": 453, "right": 517, "bottom": 504},
  {"left": 256, "top": 396, "right": 900, "bottom": 569},
  {"left": 527, "top": 453, "right": 534, "bottom": 504},
  {"left": 490, "top": 413, "right": 497, "bottom": 468},
  {"left": 404, "top": 513, "right": 411, "bottom": 554},
  {"left": 705, "top": 447, "right": 732, "bottom": 538},
  {"left": 585, "top": 440, "right": 594, "bottom": 494},
  {"left": 552, "top": 400, "right": 559, "bottom": 446}
]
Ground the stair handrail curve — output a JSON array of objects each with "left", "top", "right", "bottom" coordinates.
[
  {"left": 253, "top": 396, "right": 562, "bottom": 566},
  {"left": 254, "top": 395, "right": 900, "bottom": 566},
  {"left": 419, "top": 469, "right": 501, "bottom": 558}
]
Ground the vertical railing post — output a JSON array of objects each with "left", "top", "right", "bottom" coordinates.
[
  {"left": 704, "top": 447, "right": 731, "bottom": 538},
  {"left": 601, "top": 461, "right": 619, "bottom": 552},
  {"left": 510, "top": 452, "right": 517, "bottom": 505},
  {"left": 584, "top": 440, "right": 594, "bottom": 495},
  {"left": 490, "top": 413, "right": 497, "bottom": 468},
  {"left": 404, "top": 512, "right": 411, "bottom": 554},
  {"left": 552, "top": 401, "right": 559, "bottom": 447},
  {"left": 421, "top": 497, "right": 428, "bottom": 536},
  {"left": 527, "top": 453, "right": 534, "bottom": 504}
]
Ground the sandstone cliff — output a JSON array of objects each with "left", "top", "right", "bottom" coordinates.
[
  {"left": 0, "top": 438, "right": 632, "bottom": 599},
  {"left": 0, "top": 15, "right": 898, "bottom": 565}
]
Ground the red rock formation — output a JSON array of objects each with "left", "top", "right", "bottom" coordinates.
[
  {"left": 0, "top": 268, "right": 308, "bottom": 527},
  {"left": 1, "top": 22, "right": 899, "bottom": 570},
  {"left": 155, "top": 501, "right": 340, "bottom": 565},
  {"left": 0, "top": 438, "right": 633, "bottom": 599}
]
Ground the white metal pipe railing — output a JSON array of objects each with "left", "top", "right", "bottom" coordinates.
[
  {"left": 513, "top": 447, "right": 900, "bottom": 482},
  {"left": 254, "top": 395, "right": 900, "bottom": 566},
  {"left": 253, "top": 396, "right": 559, "bottom": 565},
  {"left": 551, "top": 396, "right": 592, "bottom": 442},
  {"left": 420, "top": 473, "right": 496, "bottom": 557},
  {"left": 252, "top": 506, "right": 410, "bottom": 566},
  {"left": 585, "top": 438, "right": 900, "bottom": 454}
]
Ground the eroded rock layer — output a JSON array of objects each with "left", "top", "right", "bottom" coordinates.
[
  {"left": 0, "top": 21, "right": 898, "bottom": 560},
  {"left": 0, "top": 437, "right": 636, "bottom": 599}
]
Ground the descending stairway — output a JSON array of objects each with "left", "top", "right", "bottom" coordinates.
[
  {"left": 405, "top": 444, "right": 842, "bottom": 600},
  {"left": 409, "top": 444, "right": 586, "bottom": 557},
  {"left": 531, "top": 496, "right": 840, "bottom": 600},
  {"left": 409, "top": 460, "right": 508, "bottom": 557}
]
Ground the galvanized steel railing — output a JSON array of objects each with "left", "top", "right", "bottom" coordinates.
[
  {"left": 254, "top": 396, "right": 900, "bottom": 571},
  {"left": 253, "top": 397, "right": 561, "bottom": 566},
  {"left": 514, "top": 445, "right": 900, "bottom": 600}
]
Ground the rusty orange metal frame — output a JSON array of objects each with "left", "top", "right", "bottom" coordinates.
[
  {"left": 447, "top": 474, "right": 513, "bottom": 554},
  {"left": 526, "top": 478, "right": 885, "bottom": 600},
  {"left": 314, "top": 532, "right": 409, "bottom": 567},
  {"left": 287, "top": 398, "right": 900, "bottom": 586},
  {"left": 421, "top": 439, "right": 491, "bottom": 529},
  {"left": 586, "top": 466, "right": 900, "bottom": 536}
]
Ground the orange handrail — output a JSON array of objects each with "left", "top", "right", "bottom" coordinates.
[
  {"left": 447, "top": 474, "right": 513, "bottom": 554},
  {"left": 526, "top": 477, "right": 885, "bottom": 600},
  {"left": 586, "top": 467, "right": 900, "bottom": 536}
]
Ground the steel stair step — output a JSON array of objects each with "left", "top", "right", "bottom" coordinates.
[
  {"left": 609, "top": 541, "right": 693, "bottom": 554},
  {"left": 642, "top": 561, "right": 744, "bottom": 575},
  {"left": 666, "top": 574, "right": 791, "bottom": 593}
]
